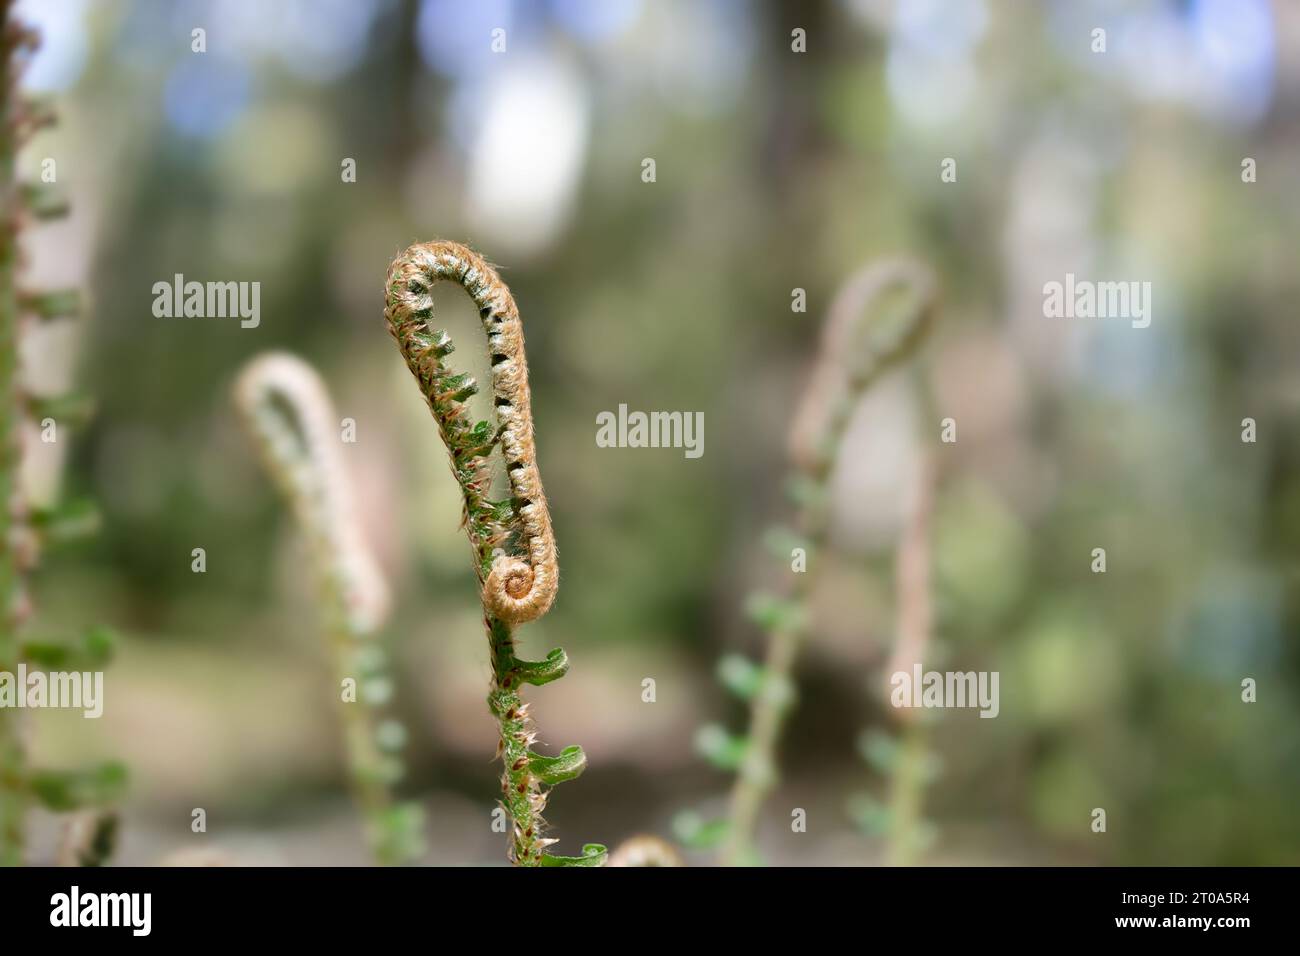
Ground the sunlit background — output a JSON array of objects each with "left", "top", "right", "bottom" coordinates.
[{"left": 16, "top": 0, "right": 1300, "bottom": 864}]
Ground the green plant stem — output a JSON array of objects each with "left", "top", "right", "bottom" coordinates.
[
  {"left": 885, "top": 722, "right": 927, "bottom": 866},
  {"left": 0, "top": 1, "right": 28, "bottom": 866},
  {"left": 880, "top": 435, "right": 938, "bottom": 865},
  {"left": 718, "top": 428, "right": 840, "bottom": 867},
  {"left": 0, "top": 7, "right": 118, "bottom": 865},
  {"left": 328, "top": 622, "right": 403, "bottom": 861},
  {"left": 717, "top": 607, "right": 805, "bottom": 865},
  {"left": 488, "top": 618, "right": 547, "bottom": 863}
]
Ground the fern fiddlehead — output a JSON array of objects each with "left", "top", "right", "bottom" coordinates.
[
  {"left": 704, "top": 259, "right": 938, "bottom": 866},
  {"left": 234, "top": 352, "right": 423, "bottom": 865},
  {"left": 385, "top": 239, "right": 603, "bottom": 867}
]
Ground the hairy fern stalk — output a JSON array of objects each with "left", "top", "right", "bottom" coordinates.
[
  {"left": 0, "top": 2, "right": 123, "bottom": 866},
  {"left": 385, "top": 239, "right": 603, "bottom": 867},
  {"left": 234, "top": 352, "right": 424, "bottom": 865},
  {"left": 854, "top": 338, "right": 944, "bottom": 865},
  {"left": 848, "top": 450, "right": 942, "bottom": 864},
  {"left": 705, "top": 259, "right": 938, "bottom": 866}
]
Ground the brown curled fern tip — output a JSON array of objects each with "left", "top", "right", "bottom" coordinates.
[
  {"left": 384, "top": 240, "right": 603, "bottom": 867},
  {"left": 788, "top": 258, "right": 939, "bottom": 482}
]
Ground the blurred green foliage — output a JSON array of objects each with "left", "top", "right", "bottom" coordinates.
[{"left": 18, "top": 0, "right": 1300, "bottom": 864}]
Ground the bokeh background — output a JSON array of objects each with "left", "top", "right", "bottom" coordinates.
[{"left": 16, "top": 0, "right": 1300, "bottom": 865}]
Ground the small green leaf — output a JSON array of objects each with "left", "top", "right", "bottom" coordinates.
[
  {"left": 510, "top": 647, "right": 569, "bottom": 687},
  {"left": 857, "top": 728, "right": 900, "bottom": 774},
  {"left": 21, "top": 627, "right": 116, "bottom": 670},
  {"left": 412, "top": 329, "right": 454, "bottom": 358},
  {"left": 375, "top": 720, "right": 407, "bottom": 753},
  {"left": 29, "top": 763, "right": 128, "bottom": 812},
  {"left": 716, "top": 653, "right": 764, "bottom": 700},
  {"left": 67, "top": 811, "right": 120, "bottom": 867},
  {"left": 443, "top": 372, "right": 478, "bottom": 403},
  {"left": 744, "top": 592, "right": 806, "bottom": 634},
  {"left": 672, "top": 811, "right": 729, "bottom": 850},
  {"left": 23, "top": 640, "right": 76, "bottom": 670},
  {"left": 539, "top": 843, "right": 607, "bottom": 867},
  {"left": 30, "top": 499, "right": 101, "bottom": 545},
  {"left": 527, "top": 745, "right": 587, "bottom": 785},
  {"left": 694, "top": 724, "right": 747, "bottom": 771},
  {"left": 429, "top": 329, "right": 454, "bottom": 356},
  {"left": 21, "top": 288, "right": 81, "bottom": 321},
  {"left": 25, "top": 392, "right": 96, "bottom": 426},
  {"left": 371, "top": 801, "right": 426, "bottom": 866},
  {"left": 351, "top": 644, "right": 388, "bottom": 677},
  {"left": 22, "top": 183, "right": 69, "bottom": 220},
  {"left": 847, "top": 793, "right": 891, "bottom": 836},
  {"left": 83, "top": 627, "right": 116, "bottom": 662},
  {"left": 785, "top": 474, "right": 825, "bottom": 509},
  {"left": 762, "top": 526, "right": 809, "bottom": 562},
  {"left": 361, "top": 676, "right": 393, "bottom": 707},
  {"left": 461, "top": 419, "right": 497, "bottom": 456}
]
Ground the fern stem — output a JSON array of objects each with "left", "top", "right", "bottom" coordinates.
[
  {"left": 0, "top": 4, "right": 39, "bottom": 866},
  {"left": 0, "top": 105, "right": 21, "bottom": 865},
  {"left": 883, "top": 454, "right": 937, "bottom": 865},
  {"left": 717, "top": 610, "right": 804, "bottom": 865},
  {"left": 0, "top": 6, "right": 122, "bottom": 866}
]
